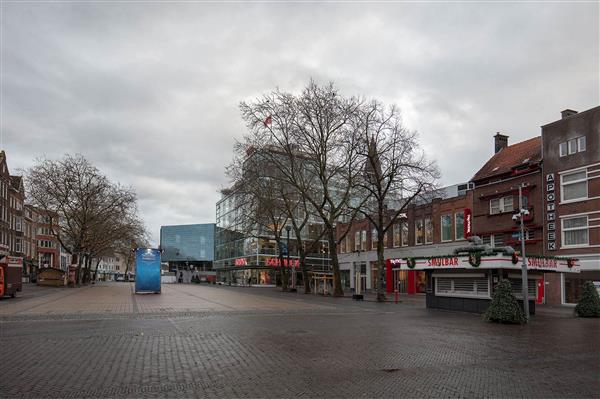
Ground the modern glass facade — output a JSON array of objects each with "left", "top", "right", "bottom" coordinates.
[
  {"left": 160, "top": 224, "right": 215, "bottom": 262},
  {"left": 214, "top": 191, "right": 331, "bottom": 286}
]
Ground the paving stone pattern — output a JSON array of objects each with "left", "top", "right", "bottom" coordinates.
[{"left": 0, "top": 283, "right": 599, "bottom": 398}]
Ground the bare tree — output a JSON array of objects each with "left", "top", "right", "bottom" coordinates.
[
  {"left": 24, "top": 154, "right": 146, "bottom": 285},
  {"left": 355, "top": 101, "right": 439, "bottom": 301},
  {"left": 239, "top": 81, "right": 368, "bottom": 297}
]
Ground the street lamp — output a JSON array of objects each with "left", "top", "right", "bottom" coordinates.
[
  {"left": 286, "top": 226, "right": 296, "bottom": 292},
  {"left": 512, "top": 184, "right": 530, "bottom": 321}
]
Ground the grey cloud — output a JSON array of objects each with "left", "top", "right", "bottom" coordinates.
[{"left": 3, "top": 2, "right": 597, "bottom": 244}]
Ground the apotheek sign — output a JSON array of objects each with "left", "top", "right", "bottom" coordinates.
[{"left": 546, "top": 173, "right": 556, "bottom": 251}]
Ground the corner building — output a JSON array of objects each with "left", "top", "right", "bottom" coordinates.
[{"left": 541, "top": 107, "right": 600, "bottom": 305}]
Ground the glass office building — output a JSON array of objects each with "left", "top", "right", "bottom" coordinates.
[{"left": 160, "top": 223, "right": 215, "bottom": 271}]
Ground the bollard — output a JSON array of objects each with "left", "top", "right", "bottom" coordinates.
[{"left": 394, "top": 289, "right": 399, "bottom": 304}]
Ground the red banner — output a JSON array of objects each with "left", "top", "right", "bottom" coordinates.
[{"left": 464, "top": 208, "right": 472, "bottom": 237}]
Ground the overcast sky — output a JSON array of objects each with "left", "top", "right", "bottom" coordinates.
[{"left": 1, "top": 2, "right": 598, "bottom": 245}]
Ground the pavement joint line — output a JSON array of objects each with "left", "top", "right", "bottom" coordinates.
[{"left": 129, "top": 283, "right": 140, "bottom": 314}]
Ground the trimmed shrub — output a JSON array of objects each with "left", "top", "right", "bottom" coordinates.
[
  {"left": 574, "top": 281, "right": 600, "bottom": 318},
  {"left": 484, "top": 280, "right": 526, "bottom": 324}
]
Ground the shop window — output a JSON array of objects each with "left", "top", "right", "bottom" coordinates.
[
  {"left": 415, "top": 220, "right": 424, "bottom": 245},
  {"left": 508, "top": 279, "right": 536, "bottom": 299},
  {"left": 435, "top": 276, "right": 489, "bottom": 298},
  {"left": 425, "top": 217, "right": 433, "bottom": 244},
  {"left": 562, "top": 216, "right": 589, "bottom": 247},
  {"left": 441, "top": 214, "right": 453, "bottom": 242},
  {"left": 561, "top": 170, "right": 587, "bottom": 202},
  {"left": 455, "top": 212, "right": 464, "bottom": 240}
]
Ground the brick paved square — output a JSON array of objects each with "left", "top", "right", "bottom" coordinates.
[{"left": 1, "top": 283, "right": 598, "bottom": 398}]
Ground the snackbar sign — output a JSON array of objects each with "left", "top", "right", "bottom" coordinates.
[{"left": 546, "top": 173, "right": 556, "bottom": 251}]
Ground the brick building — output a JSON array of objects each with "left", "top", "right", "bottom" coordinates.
[
  {"left": 35, "top": 209, "right": 60, "bottom": 269},
  {"left": 9, "top": 175, "right": 25, "bottom": 260},
  {"left": 23, "top": 205, "right": 39, "bottom": 277},
  {"left": 541, "top": 106, "right": 600, "bottom": 304},
  {"left": 0, "top": 152, "right": 12, "bottom": 257},
  {"left": 470, "top": 134, "right": 544, "bottom": 255},
  {"left": 337, "top": 184, "right": 471, "bottom": 293}
]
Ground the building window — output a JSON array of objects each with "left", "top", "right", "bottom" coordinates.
[
  {"left": 401, "top": 222, "right": 408, "bottom": 247},
  {"left": 560, "top": 136, "right": 586, "bottom": 157},
  {"left": 371, "top": 229, "right": 378, "bottom": 250},
  {"left": 340, "top": 237, "right": 346, "bottom": 253},
  {"left": 490, "top": 196, "right": 514, "bottom": 214},
  {"left": 578, "top": 136, "right": 586, "bottom": 152},
  {"left": 561, "top": 170, "right": 587, "bottom": 202},
  {"left": 361, "top": 230, "right": 367, "bottom": 251},
  {"left": 393, "top": 224, "right": 400, "bottom": 248},
  {"left": 455, "top": 213, "right": 464, "bottom": 240},
  {"left": 435, "top": 276, "right": 490, "bottom": 298},
  {"left": 441, "top": 214, "right": 453, "bottom": 242},
  {"left": 355, "top": 231, "right": 360, "bottom": 251},
  {"left": 562, "top": 216, "right": 588, "bottom": 247},
  {"left": 415, "top": 219, "right": 424, "bottom": 245},
  {"left": 15, "top": 238, "right": 21, "bottom": 253},
  {"left": 424, "top": 217, "right": 433, "bottom": 244}
]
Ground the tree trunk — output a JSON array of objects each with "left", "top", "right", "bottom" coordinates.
[
  {"left": 327, "top": 228, "right": 343, "bottom": 297},
  {"left": 93, "top": 258, "right": 101, "bottom": 282},
  {"left": 76, "top": 253, "right": 83, "bottom": 286},
  {"left": 299, "top": 249, "right": 311, "bottom": 294},
  {"left": 376, "top": 229, "right": 387, "bottom": 302},
  {"left": 278, "top": 252, "right": 288, "bottom": 292}
]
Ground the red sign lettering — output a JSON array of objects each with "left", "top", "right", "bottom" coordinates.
[
  {"left": 234, "top": 258, "right": 248, "bottom": 266},
  {"left": 527, "top": 257, "right": 557, "bottom": 269},
  {"left": 427, "top": 257, "right": 459, "bottom": 267}
]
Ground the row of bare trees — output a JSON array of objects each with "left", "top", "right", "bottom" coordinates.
[
  {"left": 228, "top": 81, "right": 439, "bottom": 300},
  {"left": 25, "top": 154, "right": 148, "bottom": 285}
]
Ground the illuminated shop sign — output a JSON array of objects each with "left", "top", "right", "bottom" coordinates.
[{"left": 464, "top": 208, "right": 472, "bottom": 237}]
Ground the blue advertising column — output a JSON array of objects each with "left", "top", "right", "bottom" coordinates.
[{"left": 135, "top": 248, "right": 161, "bottom": 294}]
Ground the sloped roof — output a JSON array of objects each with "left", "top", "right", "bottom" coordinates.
[
  {"left": 472, "top": 136, "right": 541, "bottom": 182},
  {"left": 10, "top": 175, "right": 22, "bottom": 189}
]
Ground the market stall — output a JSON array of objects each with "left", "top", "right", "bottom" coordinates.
[{"left": 386, "top": 253, "right": 579, "bottom": 314}]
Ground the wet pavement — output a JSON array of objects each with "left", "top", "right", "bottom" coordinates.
[{"left": 1, "top": 283, "right": 598, "bottom": 398}]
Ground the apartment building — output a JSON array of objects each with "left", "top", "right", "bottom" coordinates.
[
  {"left": 541, "top": 107, "right": 600, "bottom": 304},
  {"left": 337, "top": 184, "right": 471, "bottom": 293}
]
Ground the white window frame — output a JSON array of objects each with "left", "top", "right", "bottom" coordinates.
[
  {"left": 424, "top": 217, "right": 433, "bottom": 244},
  {"left": 371, "top": 228, "right": 378, "bottom": 250},
  {"left": 361, "top": 230, "right": 367, "bottom": 251},
  {"left": 401, "top": 222, "right": 408, "bottom": 247},
  {"left": 568, "top": 138, "right": 577, "bottom": 155},
  {"left": 455, "top": 212, "right": 465, "bottom": 240},
  {"left": 392, "top": 224, "right": 400, "bottom": 248},
  {"left": 441, "top": 214, "right": 453, "bottom": 242},
  {"left": 490, "top": 196, "right": 514, "bottom": 214},
  {"left": 561, "top": 216, "right": 589, "bottom": 248},
  {"left": 559, "top": 142, "right": 567, "bottom": 157},
  {"left": 560, "top": 170, "right": 588, "bottom": 203},
  {"left": 415, "top": 220, "right": 424, "bottom": 245},
  {"left": 577, "top": 136, "right": 586, "bottom": 152},
  {"left": 355, "top": 231, "right": 360, "bottom": 251}
]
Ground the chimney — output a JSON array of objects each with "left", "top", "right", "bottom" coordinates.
[
  {"left": 494, "top": 133, "right": 509, "bottom": 154},
  {"left": 561, "top": 109, "right": 578, "bottom": 119}
]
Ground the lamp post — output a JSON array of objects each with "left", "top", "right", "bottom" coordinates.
[
  {"left": 286, "top": 226, "right": 296, "bottom": 292},
  {"left": 513, "top": 184, "right": 530, "bottom": 321}
]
